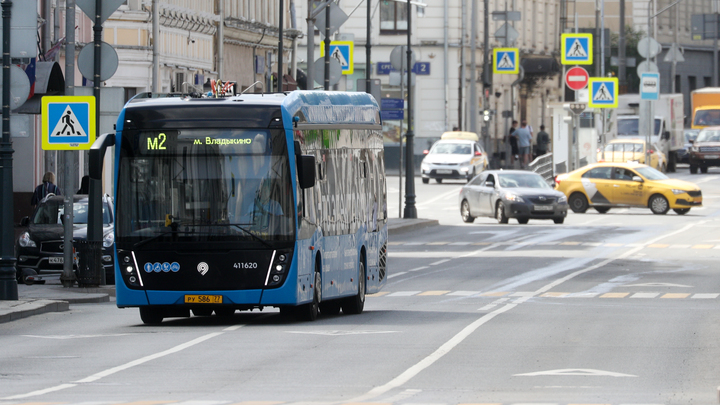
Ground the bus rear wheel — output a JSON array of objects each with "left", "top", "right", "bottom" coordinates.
[
  {"left": 343, "top": 260, "right": 365, "bottom": 315},
  {"left": 140, "top": 307, "right": 163, "bottom": 325}
]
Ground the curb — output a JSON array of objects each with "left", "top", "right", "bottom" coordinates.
[
  {"left": 0, "top": 299, "right": 70, "bottom": 324},
  {"left": 388, "top": 219, "right": 439, "bottom": 236}
]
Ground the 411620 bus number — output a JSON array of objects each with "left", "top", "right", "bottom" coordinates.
[{"left": 234, "top": 262, "right": 258, "bottom": 269}]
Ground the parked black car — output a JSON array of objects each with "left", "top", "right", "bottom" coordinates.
[
  {"left": 459, "top": 170, "right": 568, "bottom": 224},
  {"left": 15, "top": 194, "right": 115, "bottom": 284}
]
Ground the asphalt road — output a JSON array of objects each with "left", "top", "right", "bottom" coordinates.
[{"left": 1, "top": 166, "right": 719, "bottom": 405}]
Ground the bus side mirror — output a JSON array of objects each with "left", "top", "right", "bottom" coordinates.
[
  {"left": 298, "top": 155, "right": 316, "bottom": 189},
  {"left": 90, "top": 133, "right": 116, "bottom": 180}
]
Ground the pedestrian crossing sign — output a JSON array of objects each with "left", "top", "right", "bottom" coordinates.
[
  {"left": 561, "top": 33, "right": 593, "bottom": 65},
  {"left": 588, "top": 77, "right": 618, "bottom": 108},
  {"left": 319, "top": 41, "right": 354, "bottom": 75},
  {"left": 41, "top": 96, "right": 96, "bottom": 150},
  {"left": 493, "top": 48, "right": 519, "bottom": 74}
]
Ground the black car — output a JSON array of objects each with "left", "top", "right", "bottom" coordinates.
[
  {"left": 459, "top": 170, "right": 568, "bottom": 224},
  {"left": 15, "top": 194, "right": 115, "bottom": 284}
]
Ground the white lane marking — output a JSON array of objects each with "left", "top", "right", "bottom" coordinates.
[
  {"left": 75, "top": 332, "right": 225, "bottom": 383},
  {"left": 409, "top": 266, "right": 429, "bottom": 272},
  {"left": 1, "top": 383, "right": 77, "bottom": 400},
  {"left": 430, "top": 259, "right": 451, "bottom": 266},
  {"left": 416, "top": 187, "right": 463, "bottom": 207},
  {"left": 388, "top": 291, "right": 421, "bottom": 296},
  {"left": 624, "top": 283, "right": 692, "bottom": 288},
  {"left": 347, "top": 303, "right": 518, "bottom": 402},
  {"left": 515, "top": 368, "right": 637, "bottom": 377},
  {"left": 348, "top": 221, "right": 707, "bottom": 402},
  {"left": 388, "top": 272, "right": 407, "bottom": 279},
  {"left": 630, "top": 293, "right": 660, "bottom": 298},
  {"left": 692, "top": 293, "right": 720, "bottom": 299},
  {"left": 448, "top": 290, "right": 480, "bottom": 296},
  {"left": 479, "top": 297, "right": 509, "bottom": 311},
  {"left": 694, "top": 176, "right": 718, "bottom": 184}
]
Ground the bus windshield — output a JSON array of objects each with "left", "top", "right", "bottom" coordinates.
[{"left": 116, "top": 128, "right": 295, "bottom": 247}]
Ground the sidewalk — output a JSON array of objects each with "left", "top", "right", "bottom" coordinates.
[{"left": 0, "top": 218, "right": 438, "bottom": 324}]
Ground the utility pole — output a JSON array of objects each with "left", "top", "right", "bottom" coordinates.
[
  {"left": 482, "top": 0, "right": 491, "bottom": 153},
  {"left": 469, "top": 0, "right": 478, "bottom": 135},
  {"left": 61, "top": 0, "right": 77, "bottom": 287},
  {"left": 306, "top": 0, "right": 315, "bottom": 90},
  {"left": 365, "top": 0, "right": 371, "bottom": 95},
  {"left": 0, "top": 0, "right": 18, "bottom": 300},
  {"left": 323, "top": 3, "right": 330, "bottom": 90},
  {"left": 619, "top": 0, "right": 626, "bottom": 93},
  {"left": 279, "top": 0, "right": 284, "bottom": 91}
]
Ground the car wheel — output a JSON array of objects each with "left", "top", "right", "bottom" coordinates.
[
  {"left": 461, "top": 200, "right": 475, "bottom": 223},
  {"left": 594, "top": 207, "right": 610, "bottom": 214},
  {"left": 139, "top": 307, "right": 164, "bottom": 325},
  {"left": 649, "top": 194, "right": 670, "bottom": 215},
  {"left": 435, "top": 178, "right": 443, "bottom": 184},
  {"left": 342, "top": 259, "right": 365, "bottom": 315},
  {"left": 673, "top": 208, "right": 690, "bottom": 215},
  {"left": 690, "top": 165, "right": 698, "bottom": 174},
  {"left": 553, "top": 217, "right": 565, "bottom": 224},
  {"left": 569, "top": 193, "right": 588, "bottom": 213},
  {"left": 517, "top": 218, "right": 529, "bottom": 224},
  {"left": 422, "top": 178, "right": 429, "bottom": 184},
  {"left": 496, "top": 201, "right": 509, "bottom": 224},
  {"left": 701, "top": 166, "right": 708, "bottom": 174}
]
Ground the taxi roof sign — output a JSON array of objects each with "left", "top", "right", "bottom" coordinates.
[
  {"left": 42, "top": 96, "right": 96, "bottom": 150},
  {"left": 561, "top": 33, "right": 593, "bottom": 65},
  {"left": 493, "top": 48, "right": 519, "bottom": 74}
]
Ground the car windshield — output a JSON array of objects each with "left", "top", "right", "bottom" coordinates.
[
  {"left": 635, "top": 166, "right": 669, "bottom": 180},
  {"left": 617, "top": 118, "right": 661, "bottom": 136},
  {"left": 430, "top": 143, "right": 471, "bottom": 155},
  {"left": 696, "top": 129, "right": 720, "bottom": 142},
  {"left": 693, "top": 109, "right": 720, "bottom": 126},
  {"left": 684, "top": 130, "right": 699, "bottom": 142},
  {"left": 32, "top": 200, "right": 112, "bottom": 225},
  {"left": 604, "top": 143, "right": 643, "bottom": 152},
  {"left": 497, "top": 173, "right": 551, "bottom": 189}
]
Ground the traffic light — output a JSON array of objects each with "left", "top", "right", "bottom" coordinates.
[{"left": 483, "top": 110, "right": 491, "bottom": 121}]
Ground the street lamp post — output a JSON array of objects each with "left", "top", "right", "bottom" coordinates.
[{"left": 403, "top": 0, "right": 417, "bottom": 218}]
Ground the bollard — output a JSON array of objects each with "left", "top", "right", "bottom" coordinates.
[{"left": 75, "top": 239, "right": 103, "bottom": 287}]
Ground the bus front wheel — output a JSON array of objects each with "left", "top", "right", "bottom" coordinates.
[
  {"left": 298, "top": 271, "right": 321, "bottom": 321},
  {"left": 140, "top": 307, "right": 163, "bottom": 325},
  {"left": 343, "top": 260, "right": 365, "bottom": 315}
]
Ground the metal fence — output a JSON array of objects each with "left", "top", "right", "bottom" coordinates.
[{"left": 529, "top": 153, "right": 554, "bottom": 183}]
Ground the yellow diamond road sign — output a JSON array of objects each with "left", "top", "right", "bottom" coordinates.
[{"left": 42, "top": 96, "right": 96, "bottom": 150}]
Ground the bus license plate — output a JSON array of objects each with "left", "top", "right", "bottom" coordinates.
[
  {"left": 184, "top": 295, "right": 222, "bottom": 304},
  {"left": 49, "top": 257, "right": 63, "bottom": 264},
  {"left": 534, "top": 205, "right": 554, "bottom": 211},
  {"left": 705, "top": 155, "right": 719, "bottom": 159}
]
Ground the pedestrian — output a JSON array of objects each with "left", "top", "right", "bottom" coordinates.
[
  {"left": 507, "top": 120, "right": 519, "bottom": 166},
  {"left": 31, "top": 171, "right": 62, "bottom": 207},
  {"left": 77, "top": 175, "right": 90, "bottom": 194},
  {"left": 536, "top": 125, "right": 550, "bottom": 156},
  {"left": 514, "top": 120, "right": 533, "bottom": 168}
]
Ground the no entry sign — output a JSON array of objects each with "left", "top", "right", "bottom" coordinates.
[{"left": 565, "top": 66, "right": 589, "bottom": 91}]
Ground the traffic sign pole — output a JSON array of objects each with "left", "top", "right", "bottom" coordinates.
[{"left": 1, "top": 0, "right": 18, "bottom": 300}]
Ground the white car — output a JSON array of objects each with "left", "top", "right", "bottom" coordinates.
[{"left": 421, "top": 133, "right": 488, "bottom": 183}]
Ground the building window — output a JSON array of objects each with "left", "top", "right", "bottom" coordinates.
[
  {"left": 704, "top": 76, "right": 712, "bottom": 88},
  {"left": 124, "top": 87, "right": 137, "bottom": 103},
  {"left": 675, "top": 75, "right": 681, "bottom": 93},
  {"left": 688, "top": 76, "right": 697, "bottom": 92},
  {"left": 380, "top": 1, "right": 408, "bottom": 34}
]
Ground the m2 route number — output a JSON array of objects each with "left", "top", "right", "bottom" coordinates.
[{"left": 147, "top": 132, "right": 167, "bottom": 150}]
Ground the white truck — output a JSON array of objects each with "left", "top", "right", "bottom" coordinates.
[{"left": 613, "top": 94, "right": 684, "bottom": 172}]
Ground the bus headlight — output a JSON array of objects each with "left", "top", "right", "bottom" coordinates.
[{"left": 266, "top": 250, "right": 293, "bottom": 287}]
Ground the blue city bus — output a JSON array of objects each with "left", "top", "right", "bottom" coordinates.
[{"left": 91, "top": 90, "right": 388, "bottom": 324}]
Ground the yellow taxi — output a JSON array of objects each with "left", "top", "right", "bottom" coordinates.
[
  {"left": 554, "top": 162, "right": 702, "bottom": 215},
  {"left": 597, "top": 138, "right": 666, "bottom": 172}
]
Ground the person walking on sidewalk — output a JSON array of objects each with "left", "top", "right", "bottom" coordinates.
[
  {"left": 535, "top": 125, "right": 550, "bottom": 157},
  {"left": 507, "top": 120, "right": 519, "bottom": 167},
  {"left": 515, "top": 121, "right": 533, "bottom": 169},
  {"left": 31, "top": 171, "right": 62, "bottom": 208}
]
